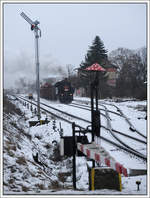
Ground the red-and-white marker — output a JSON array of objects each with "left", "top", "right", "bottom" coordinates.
[{"left": 77, "top": 142, "right": 128, "bottom": 177}]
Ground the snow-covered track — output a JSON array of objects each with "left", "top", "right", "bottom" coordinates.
[
  {"left": 71, "top": 102, "right": 121, "bottom": 117},
  {"left": 16, "top": 96, "right": 147, "bottom": 161},
  {"left": 101, "top": 104, "right": 146, "bottom": 159},
  {"left": 40, "top": 101, "right": 90, "bottom": 124},
  {"left": 17, "top": 96, "right": 88, "bottom": 127},
  {"left": 66, "top": 102, "right": 146, "bottom": 145},
  {"left": 100, "top": 101, "right": 146, "bottom": 139},
  {"left": 74, "top": 99, "right": 146, "bottom": 140}
]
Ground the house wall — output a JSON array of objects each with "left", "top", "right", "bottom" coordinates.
[{"left": 106, "top": 68, "right": 117, "bottom": 87}]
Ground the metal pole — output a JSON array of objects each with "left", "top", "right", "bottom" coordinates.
[
  {"left": 91, "top": 83, "right": 94, "bottom": 142},
  {"left": 95, "top": 73, "right": 101, "bottom": 146},
  {"left": 72, "top": 122, "right": 76, "bottom": 190},
  {"left": 20, "top": 12, "right": 41, "bottom": 121},
  {"left": 95, "top": 75, "right": 99, "bottom": 111},
  {"left": 90, "top": 83, "right": 95, "bottom": 168},
  {"left": 34, "top": 28, "right": 40, "bottom": 120}
]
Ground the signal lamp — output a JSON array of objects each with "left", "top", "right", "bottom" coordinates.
[{"left": 31, "top": 24, "right": 35, "bottom": 30}]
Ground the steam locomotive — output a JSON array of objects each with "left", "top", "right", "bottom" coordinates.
[{"left": 40, "top": 78, "right": 74, "bottom": 104}]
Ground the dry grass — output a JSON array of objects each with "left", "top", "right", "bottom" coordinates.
[
  {"left": 10, "top": 166, "right": 17, "bottom": 173},
  {"left": 58, "top": 172, "right": 72, "bottom": 183},
  {"left": 44, "top": 143, "right": 52, "bottom": 149},
  {"left": 35, "top": 135, "right": 42, "bottom": 140},
  {"left": 4, "top": 141, "right": 16, "bottom": 157},
  {"left": 16, "top": 156, "right": 27, "bottom": 165},
  {"left": 7, "top": 150, "right": 15, "bottom": 157},
  {"left": 6, "top": 144, "right": 16, "bottom": 152},
  {"left": 50, "top": 180, "right": 62, "bottom": 189},
  {"left": 8, "top": 178, "right": 14, "bottom": 184},
  {"left": 35, "top": 183, "right": 46, "bottom": 190},
  {"left": 21, "top": 185, "right": 30, "bottom": 192}
]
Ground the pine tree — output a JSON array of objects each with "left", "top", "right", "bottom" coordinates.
[
  {"left": 78, "top": 36, "right": 109, "bottom": 98},
  {"left": 80, "top": 36, "right": 108, "bottom": 69}
]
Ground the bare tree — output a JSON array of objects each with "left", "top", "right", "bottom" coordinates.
[{"left": 109, "top": 47, "right": 147, "bottom": 99}]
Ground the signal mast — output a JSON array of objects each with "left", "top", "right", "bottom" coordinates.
[{"left": 20, "top": 12, "right": 41, "bottom": 120}]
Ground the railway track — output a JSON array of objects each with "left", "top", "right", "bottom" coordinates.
[
  {"left": 71, "top": 102, "right": 121, "bottom": 117},
  {"left": 18, "top": 96, "right": 89, "bottom": 125},
  {"left": 16, "top": 96, "right": 147, "bottom": 161},
  {"left": 67, "top": 102, "right": 146, "bottom": 145},
  {"left": 73, "top": 99, "right": 147, "bottom": 140},
  {"left": 101, "top": 103, "right": 146, "bottom": 158},
  {"left": 100, "top": 101, "right": 147, "bottom": 139}
]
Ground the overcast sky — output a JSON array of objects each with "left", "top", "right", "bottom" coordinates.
[{"left": 3, "top": 2, "right": 147, "bottom": 89}]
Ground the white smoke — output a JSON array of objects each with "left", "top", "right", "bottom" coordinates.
[{"left": 4, "top": 50, "right": 67, "bottom": 90}]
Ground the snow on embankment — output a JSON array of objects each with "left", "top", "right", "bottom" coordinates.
[{"left": 3, "top": 95, "right": 73, "bottom": 193}]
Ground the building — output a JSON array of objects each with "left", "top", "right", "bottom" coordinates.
[{"left": 105, "top": 64, "right": 118, "bottom": 87}]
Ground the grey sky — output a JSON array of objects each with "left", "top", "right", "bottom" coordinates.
[{"left": 3, "top": 2, "right": 147, "bottom": 88}]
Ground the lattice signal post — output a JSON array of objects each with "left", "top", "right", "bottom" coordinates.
[{"left": 20, "top": 12, "right": 41, "bottom": 120}]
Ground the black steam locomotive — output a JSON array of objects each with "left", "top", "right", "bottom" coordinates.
[{"left": 40, "top": 78, "right": 74, "bottom": 104}]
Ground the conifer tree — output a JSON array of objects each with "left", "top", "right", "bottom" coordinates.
[
  {"left": 79, "top": 36, "right": 109, "bottom": 98},
  {"left": 80, "top": 36, "right": 108, "bottom": 69}
]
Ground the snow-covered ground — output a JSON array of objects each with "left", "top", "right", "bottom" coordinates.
[
  {"left": 38, "top": 96, "right": 147, "bottom": 170},
  {"left": 2, "top": 95, "right": 148, "bottom": 196}
]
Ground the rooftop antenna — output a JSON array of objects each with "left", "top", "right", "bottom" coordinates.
[{"left": 20, "top": 12, "right": 41, "bottom": 120}]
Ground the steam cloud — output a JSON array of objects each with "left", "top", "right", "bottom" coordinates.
[{"left": 4, "top": 50, "right": 67, "bottom": 91}]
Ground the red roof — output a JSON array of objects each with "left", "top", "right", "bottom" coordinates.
[{"left": 85, "top": 63, "right": 106, "bottom": 71}]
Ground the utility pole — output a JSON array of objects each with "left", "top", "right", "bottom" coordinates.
[{"left": 20, "top": 12, "right": 41, "bottom": 120}]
